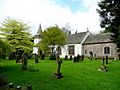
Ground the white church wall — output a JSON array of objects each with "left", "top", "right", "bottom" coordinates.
[
  {"left": 60, "top": 45, "right": 68, "bottom": 58},
  {"left": 75, "top": 44, "right": 82, "bottom": 56},
  {"left": 33, "top": 47, "right": 39, "bottom": 54}
]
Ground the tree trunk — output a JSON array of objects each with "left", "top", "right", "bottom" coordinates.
[{"left": 16, "top": 54, "right": 20, "bottom": 63}]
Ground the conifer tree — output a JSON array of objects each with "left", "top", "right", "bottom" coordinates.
[{"left": 97, "top": 0, "right": 120, "bottom": 48}]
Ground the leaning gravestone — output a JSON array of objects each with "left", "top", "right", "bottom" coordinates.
[{"left": 98, "top": 64, "right": 108, "bottom": 72}]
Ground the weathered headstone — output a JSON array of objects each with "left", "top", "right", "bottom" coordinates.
[
  {"left": 16, "top": 86, "right": 21, "bottom": 90},
  {"left": 9, "top": 83, "right": 13, "bottom": 89},
  {"left": 77, "top": 54, "right": 80, "bottom": 61},
  {"left": 65, "top": 55, "right": 68, "bottom": 60},
  {"left": 54, "top": 60, "right": 63, "bottom": 79},
  {"left": 89, "top": 51, "right": 93, "bottom": 60},
  {"left": 73, "top": 56, "right": 77, "bottom": 62},
  {"left": 0, "top": 74, "right": 7, "bottom": 87},
  {"left": 102, "top": 57, "right": 105, "bottom": 65},
  {"left": 106, "top": 55, "right": 108, "bottom": 64},
  {"left": 98, "top": 65, "right": 108, "bottom": 72},
  {"left": 70, "top": 55, "right": 72, "bottom": 60}
]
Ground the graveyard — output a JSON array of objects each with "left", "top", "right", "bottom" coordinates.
[{"left": 0, "top": 58, "right": 120, "bottom": 90}]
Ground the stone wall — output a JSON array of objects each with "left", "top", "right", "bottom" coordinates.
[{"left": 83, "top": 43, "right": 117, "bottom": 58}]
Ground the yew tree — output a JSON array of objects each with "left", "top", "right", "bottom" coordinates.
[{"left": 97, "top": 0, "right": 120, "bottom": 48}]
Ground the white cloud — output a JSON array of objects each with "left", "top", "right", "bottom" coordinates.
[{"left": 0, "top": 0, "right": 101, "bottom": 35}]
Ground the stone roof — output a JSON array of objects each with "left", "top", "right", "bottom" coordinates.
[
  {"left": 67, "top": 31, "right": 88, "bottom": 44},
  {"left": 83, "top": 33, "right": 113, "bottom": 45}
]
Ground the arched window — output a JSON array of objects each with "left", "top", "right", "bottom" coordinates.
[{"left": 104, "top": 46, "right": 110, "bottom": 54}]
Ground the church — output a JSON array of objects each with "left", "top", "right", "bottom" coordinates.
[{"left": 33, "top": 25, "right": 118, "bottom": 59}]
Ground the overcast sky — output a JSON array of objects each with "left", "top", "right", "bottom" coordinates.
[{"left": 0, "top": 0, "right": 101, "bottom": 35}]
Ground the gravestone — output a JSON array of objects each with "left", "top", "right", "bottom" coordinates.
[
  {"left": 73, "top": 56, "right": 77, "bottom": 62},
  {"left": 98, "top": 65, "right": 108, "bottom": 72},
  {"left": 16, "top": 86, "right": 21, "bottom": 90},
  {"left": 102, "top": 57, "right": 105, "bottom": 65},
  {"left": 81, "top": 55, "right": 84, "bottom": 61},
  {"left": 9, "top": 83, "right": 13, "bottom": 88},
  {"left": 0, "top": 82, "right": 32, "bottom": 90},
  {"left": 89, "top": 51, "right": 93, "bottom": 60},
  {"left": 106, "top": 55, "right": 108, "bottom": 64},
  {"left": 65, "top": 55, "right": 68, "bottom": 60},
  {"left": 118, "top": 54, "right": 120, "bottom": 60},
  {"left": 70, "top": 55, "right": 72, "bottom": 60},
  {"left": 77, "top": 54, "right": 80, "bottom": 61},
  {"left": 0, "top": 74, "right": 7, "bottom": 87},
  {"left": 54, "top": 46, "right": 63, "bottom": 79}
]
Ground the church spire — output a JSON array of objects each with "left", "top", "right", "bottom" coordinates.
[{"left": 37, "top": 24, "right": 42, "bottom": 35}]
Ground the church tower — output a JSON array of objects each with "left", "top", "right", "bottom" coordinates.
[{"left": 33, "top": 24, "right": 42, "bottom": 54}]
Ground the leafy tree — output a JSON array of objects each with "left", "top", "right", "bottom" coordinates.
[
  {"left": 41, "top": 25, "right": 67, "bottom": 78},
  {"left": 0, "top": 18, "right": 33, "bottom": 69},
  {"left": 41, "top": 25, "right": 67, "bottom": 57},
  {"left": 0, "top": 38, "right": 11, "bottom": 59},
  {"left": 97, "top": 0, "right": 120, "bottom": 48}
]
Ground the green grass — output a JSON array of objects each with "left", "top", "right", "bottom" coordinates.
[{"left": 0, "top": 59, "right": 120, "bottom": 90}]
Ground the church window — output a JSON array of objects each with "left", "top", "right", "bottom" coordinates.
[
  {"left": 68, "top": 45, "right": 75, "bottom": 55},
  {"left": 104, "top": 46, "right": 110, "bottom": 54}
]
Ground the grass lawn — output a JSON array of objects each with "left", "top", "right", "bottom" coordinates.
[{"left": 0, "top": 58, "right": 120, "bottom": 90}]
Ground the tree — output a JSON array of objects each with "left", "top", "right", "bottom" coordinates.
[
  {"left": 0, "top": 17, "right": 33, "bottom": 69},
  {"left": 41, "top": 25, "right": 67, "bottom": 78},
  {"left": 0, "top": 38, "right": 11, "bottom": 59},
  {"left": 41, "top": 25, "right": 67, "bottom": 59},
  {"left": 97, "top": 0, "right": 120, "bottom": 48}
]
